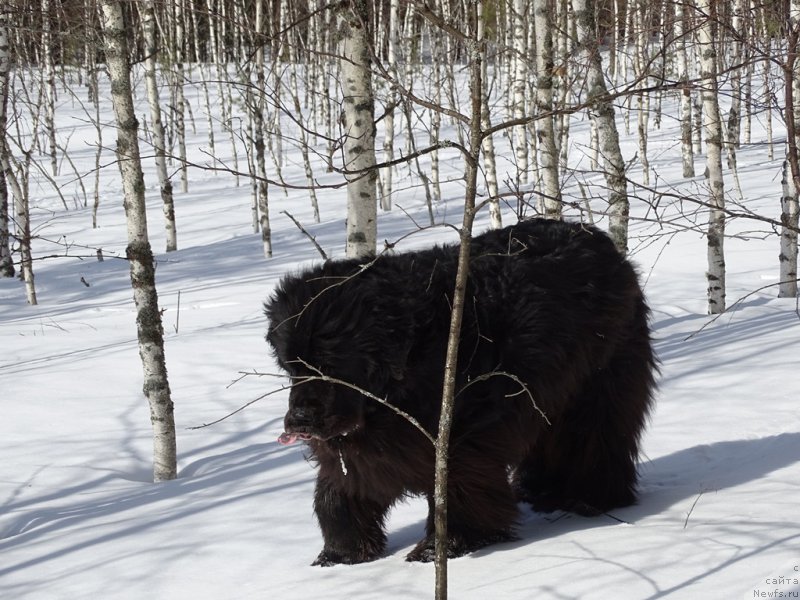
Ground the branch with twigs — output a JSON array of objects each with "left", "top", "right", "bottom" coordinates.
[{"left": 192, "top": 364, "right": 551, "bottom": 447}]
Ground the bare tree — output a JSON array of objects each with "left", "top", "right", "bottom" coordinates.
[
  {"left": 676, "top": 0, "right": 695, "bottom": 178},
  {"left": 431, "top": 9, "right": 484, "bottom": 600},
  {"left": 572, "top": 0, "right": 629, "bottom": 253},
  {"left": 781, "top": 0, "right": 800, "bottom": 298},
  {"left": 532, "top": 0, "right": 561, "bottom": 218},
  {"left": 142, "top": 0, "right": 177, "bottom": 253},
  {"left": 511, "top": 0, "right": 529, "bottom": 184},
  {"left": 697, "top": 0, "right": 726, "bottom": 314},
  {"left": 100, "top": 0, "right": 177, "bottom": 482},
  {"left": 0, "top": 7, "right": 14, "bottom": 278},
  {"left": 338, "top": 0, "right": 378, "bottom": 258}
]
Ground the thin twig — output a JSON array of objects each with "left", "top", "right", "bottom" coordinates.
[
  {"left": 282, "top": 210, "right": 328, "bottom": 260},
  {"left": 684, "top": 490, "right": 706, "bottom": 529}
]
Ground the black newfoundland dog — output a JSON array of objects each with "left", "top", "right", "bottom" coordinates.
[{"left": 265, "top": 218, "right": 656, "bottom": 566}]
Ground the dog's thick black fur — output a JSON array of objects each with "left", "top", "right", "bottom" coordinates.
[{"left": 265, "top": 218, "right": 656, "bottom": 566}]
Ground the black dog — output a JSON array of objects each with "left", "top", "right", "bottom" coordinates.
[{"left": 265, "top": 218, "right": 656, "bottom": 565}]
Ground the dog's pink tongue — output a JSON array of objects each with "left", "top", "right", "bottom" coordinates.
[{"left": 278, "top": 432, "right": 298, "bottom": 445}]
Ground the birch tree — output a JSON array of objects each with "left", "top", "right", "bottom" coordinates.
[
  {"left": 479, "top": 0, "right": 501, "bottom": 229},
  {"left": 572, "top": 0, "right": 629, "bottom": 253},
  {"left": 142, "top": 0, "right": 177, "bottom": 253},
  {"left": 41, "top": 0, "right": 57, "bottom": 177},
  {"left": 532, "top": 0, "right": 561, "bottom": 219},
  {"left": 380, "top": 0, "right": 399, "bottom": 211},
  {"left": 676, "top": 0, "right": 695, "bottom": 178},
  {"left": 0, "top": 8, "right": 13, "bottom": 278},
  {"left": 0, "top": 8, "right": 33, "bottom": 300},
  {"left": 511, "top": 0, "right": 528, "bottom": 184},
  {"left": 170, "top": 0, "right": 188, "bottom": 194},
  {"left": 780, "top": 1, "right": 800, "bottom": 298},
  {"left": 252, "top": 0, "right": 272, "bottom": 258},
  {"left": 338, "top": 0, "right": 377, "bottom": 259},
  {"left": 697, "top": 0, "right": 726, "bottom": 314},
  {"left": 100, "top": 0, "right": 177, "bottom": 482}
]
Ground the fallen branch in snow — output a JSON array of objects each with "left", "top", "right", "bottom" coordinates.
[{"left": 282, "top": 210, "right": 327, "bottom": 260}]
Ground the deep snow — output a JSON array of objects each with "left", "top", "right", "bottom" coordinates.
[{"left": 1, "top": 67, "right": 799, "bottom": 599}]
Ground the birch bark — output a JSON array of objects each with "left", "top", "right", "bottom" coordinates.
[
  {"left": 338, "top": 0, "right": 377, "bottom": 259},
  {"left": 0, "top": 9, "right": 13, "bottom": 278},
  {"left": 100, "top": 0, "right": 177, "bottom": 482},
  {"left": 380, "top": 0, "right": 398, "bottom": 211},
  {"left": 697, "top": 0, "right": 726, "bottom": 314},
  {"left": 780, "top": 1, "right": 800, "bottom": 298},
  {"left": 143, "top": 0, "right": 177, "bottom": 253},
  {"left": 533, "top": 0, "right": 561, "bottom": 219},
  {"left": 572, "top": 0, "right": 629, "bottom": 253},
  {"left": 512, "top": 0, "right": 528, "bottom": 184},
  {"left": 676, "top": 0, "right": 695, "bottom": 177}
]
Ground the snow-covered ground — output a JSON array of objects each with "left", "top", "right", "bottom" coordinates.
[{"left": 1, "top": 69, "right": 799, "bottom": 599}]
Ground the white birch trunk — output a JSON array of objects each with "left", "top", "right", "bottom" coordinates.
[
  {"left": 143, "top": 0, "right": 177, "bottom": 253},
  {"left": 780, "top": 159, "right": 799, "bottom": 297},
  {"left": 764, "top": 38, "right": 774, "bottom": 161},
  {"left": 479, "top": 0, "right": 501, "bottom": 229},
  {"left": 100, "top": 0, "right": 177, "bottom": 482},
  {"left": 0, "top": 9, "right": 14, "bottom": 278},
  {"left": 572, "top": 0, "right": 629, "bottom": 253},
  {"left": 634, "top": 1, "right": 650, "bottom": 186},
  {"left": 253, "top": 0, "right": 272, "bottom": 258},
  {"left": 431, "top": 30, "right": 442, "bottom": 203},
  {"left": 781, "top": 1, "right": 800, "bottom": 298},
  {"left": 380, "top": 0, "right": 398, "bottom": 211},
  {"left": 533, "top": 0, "right": 561, "bottom": 218},
  {"left": 512, "top": 0, "right": 528, "bottom": 184},
  {"left": 727, "top": 0, "right": 744, "bottom": 151},
  {"left": 338, "top": 0, "right": 377, "bottom": 259},
  {"left": 676, "top": 0, "right": 695, "bottom": 177},
  {"left": 172, "top": 0, "right": 188, "bottom": 194},
  {"left": 188, "top": 0, "right": 215, "bottom": 157},
  {"left": 42, "top": 0, "right": 57, "bottom": 177},
  {"left": 697, "top": 0, "right": 726, "bottom": 314},
  {"left": 13, "top": 168, "right": 36, "bottom": 304}
]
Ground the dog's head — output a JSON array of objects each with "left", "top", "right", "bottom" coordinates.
[{"left": 265, "top": 262, "right": 412, "bottom": 444}]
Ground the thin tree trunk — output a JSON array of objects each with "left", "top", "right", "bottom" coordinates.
[
  {"left": 697, "top": 0, "right": 726, "bottom": 314},
  {"left": 338, "top": 0, "right": 377, "bottom": 259},
  {"left": 171, "top": 0, "right": 188, "bottom": 194},
  {"left": 533, "top": 0, "right": 561, "bottom": 218},
  {"left": 780, "top": 2, "right": 800, "bottom": 298},
  {"left": 635, "top": 1, "right": 650, "bottom": 186},
  {"left": 143, "top": 0, "right": 177, "bottom": 253},
  {"left": 41, "top": 0, "right": 57, "bottom": 177},
  {"left": 0, "top": 8, "right": 14, "bottom": 278},
  {"left": 780, "top": 159, "right": 799, "bottom": 297},
  {"left": 290, "top": 63, "right": 321, "bottom": 223},
  {"left": 479, "top": 0, "right": 501, "bottom": 229},
  {"left": 434, "top": 6, "right": 483, "bottom": 597},
  {"left": 380, "top": 0, "right": 398, "bottom": 211},
  {"left": 512, "top": 0, "right": 528, "bottom": 184},
  {"left": 13, "top": 164, "right": 36, "bottom": 304},
  {"left": 676, "top": 0, "right": 695, "bottom": 177},
  {"left": 572, "top": 0, "right": 629, "bottom": 253},
  {"left": 253, "top": 0, "right": 272, "bottom": 258},
  {"left": 100, "top": 0, "right": 177, "bottom": 482}
]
